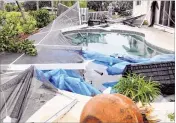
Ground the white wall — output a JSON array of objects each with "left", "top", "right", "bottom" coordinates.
[
  {"left": 155, "top": 1, "right": 161, "bottom": 24},
  {"left": 133, "top": 1, "right": 149, "bottom": 16},
  {"left": 145, "top": 1, "right": 161, "bottom": 25},
  {"left": 133, "top": 0, "right": 174, "bottom": 33},
  {"left": 133, "top": 0, "right": 161, "bottom": 25}
]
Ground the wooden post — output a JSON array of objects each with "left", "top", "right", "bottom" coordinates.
[{"left": 15, "top": 0, "right": 26, "bottom": 22}]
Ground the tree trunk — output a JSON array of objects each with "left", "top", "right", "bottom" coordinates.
[
  {"left": 36, "top": 0, "right": 39, "bottom": 10},
  {"left": 16, "top": 0, "right": 26, "bottom": 22}
]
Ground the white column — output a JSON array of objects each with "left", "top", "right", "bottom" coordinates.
[
  {"left": 168, "top": 1, "right": 172, "bottom": 27},
  {"left": 36, "top": 0, "right": 39, "bottom": 10},
  {"left": 51, "top": 0, "right": 54, "bottom": 13},
  {"left": 156, "top": 1, "right": 161, "bottom": 24}
]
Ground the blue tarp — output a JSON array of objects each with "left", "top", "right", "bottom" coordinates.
[
  {"left": 36, "top": 69, "right": 101, "bottom": 96},
  {"left": 106, "top": 61, "right": 131, "bottom": 75},
  {"left": 146, "top": 54, "right": 175, "bottom": 62},
  {"left": 118, "top": 55, "right": 150, "bottom": 63},
  {"left": 107, "top": 54, "right": 175, "bottom": 75},
  {"left": 82, "top": 50, "right": 174, "bottom": 75},
  {"left": 102, "top": 81, "right": 118, "bottom": 88},
  {"left": 82, "top": 50, "right": 123, "bottom": 66}
]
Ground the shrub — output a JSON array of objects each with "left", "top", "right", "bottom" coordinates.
[
  {"left": 30, "top": 9, "right": 50, "bottom": 28},
  {"left": 23, "top": 1, "right": 37, "bottom": 11},
  {"left": 5, "top": 3, "right": 19, "bottom": 12},
  {"left": 0, "top": 30, "right": 37, "bottom": 56},
  {"left": 168, "top": 113, "right": 175, "bottom": 121},
  {"left": 3, "top": 40, "right": 37, "bottom": 56},
  {"left": 61, "top": 1, "right": 75, "bottom": 7},
  {"left": 113, "top": 74, "right": 160, "bottom": 105},
  {"left": 143, "top": 20, "right": 148, "bottom": 25},
  {"left": 21, "top": 15, "right": 37, "bottom": 34},
  {"left": 0, "top": 32, "right": 37, "bottom": 56},
  {"left": 79, "top": 1, "right": 87, "bottom": 8},
  {"left": 49, "top": 14, "right": 56, "bottom": 22},
  {"left": 0, "top": 11, "right": 36, "bottom": 35},
  {"left": 0, "top": 11, "right": 37, "bottom": 56}
]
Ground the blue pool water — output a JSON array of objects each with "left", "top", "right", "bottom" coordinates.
[{"left": 66, "top": 32, "right": 164, "bottom": 58}]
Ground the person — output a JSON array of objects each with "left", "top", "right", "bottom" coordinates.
[
  {"left": 107, "top": 3, "right": 113, "bottom": 18},
  {"left": 149, "top": 1, "right": 159, "bottom": 27}
]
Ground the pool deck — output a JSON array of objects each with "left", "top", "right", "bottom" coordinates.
[
  {"left": 141, "top": 26, "right": 174, "bottom": 52},
  {"left": 106, "top": 24, "right": 175, "bottom": 52}
]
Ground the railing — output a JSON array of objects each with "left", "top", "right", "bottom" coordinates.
[
  {"left": 80, "top": 9, "right": 109, "bottom": 24},
  {"left": 80, "top": 8, "right": 88, "bottom": 23},
  {"left": 89, "top": 11, "right": 108, "bottom": 20}
]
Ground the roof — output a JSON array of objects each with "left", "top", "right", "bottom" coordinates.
[
  {"left": 0, "top": 66, "right": 88, "bottom": 122},
  {"left": 122, "top": 61, "right": 175, "bottom": 95},
  {"left": 0, "top": 66, "right": 58, "bottom": 122}
]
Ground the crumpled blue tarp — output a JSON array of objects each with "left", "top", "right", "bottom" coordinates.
[
  {"left": 106, "top": 54, "right": 175, "bottom": 75},
  {"left": 82, "top": 50, "right": 123, "bottom": 66},
  {"left": 147, "top": 54, "right": 174, "bottom": 62},
  {"left": 36, "top": 69, "right": 101, "bottom": 96},
  {"left": 106, "top": 61, "right": 131, "bottom": 75},
  {"left": 82, "top": 50, "right": 174, "bottom": 75},
  {"left": 118, "top": 54, "right": 150, "bottom": 63},
  {"left": 102, "top": 81, "right": 118, "bottom": 88}
]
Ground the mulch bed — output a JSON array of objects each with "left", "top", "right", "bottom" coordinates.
[{"left": 18, "top": 29, "right": 39, "bottom": 41}]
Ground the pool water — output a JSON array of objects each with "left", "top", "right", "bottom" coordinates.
[{"left": 67, "top": 32, "right": 162, "bottom": 57}]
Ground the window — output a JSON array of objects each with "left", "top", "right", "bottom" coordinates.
[
  {"left": 159, "top": 1, "right": 175, "bottom": 28},
  {"left": 136, "top": 1, "right": 141, "bottom": 6}
]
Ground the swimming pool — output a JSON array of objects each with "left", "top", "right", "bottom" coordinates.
[{"left": 64, "top": 29, "right": 173, "bottom": 58}]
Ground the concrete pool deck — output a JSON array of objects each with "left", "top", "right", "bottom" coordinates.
[
  {"left": 106, "top": 24, "right": 174, "bottom": 52},
  {"left": 141, "top": 26, "right": 174, "bottom": 52}
]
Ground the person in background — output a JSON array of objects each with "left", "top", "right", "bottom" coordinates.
[
  {"left": 107, "top": 3, "right": 113, "bottom": 18},
  {"left": 149, "top": 1, "right": 159, "bottom": 27}
]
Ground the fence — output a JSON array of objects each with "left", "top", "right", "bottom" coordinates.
[
  {"left": 80, "top": 8, "right": 88, "bottom": 23},
  {"left": 80, "top": 9, "right": 109, "bottom": 24}
]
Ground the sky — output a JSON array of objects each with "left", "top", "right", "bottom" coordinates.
[{"left": 4, "top": 0, "right": 16, "bottom": 3}]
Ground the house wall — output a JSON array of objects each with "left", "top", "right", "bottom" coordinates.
[
  {"left": 133, "top": 0, "right": 161, "bottom": 24},
  {"left": 133, "top": 0, "right": 174, "bottom": 33},
  {"left": 133, "top": 1, "right": 149, "bottom": 16}
]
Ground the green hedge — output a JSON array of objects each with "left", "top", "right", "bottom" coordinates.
[
  {"left": 0, "top": 11, "right": 37, "bottom": 56},
  {"left": 0, "top": 11, "right": 36, "bottom": 35},
  {"left": 29, "top": 9, "right": 50, "bottom": 28}
]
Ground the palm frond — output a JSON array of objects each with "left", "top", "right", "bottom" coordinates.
[{"left": 113, "top": 73, "right": 161, "bottom": 105}]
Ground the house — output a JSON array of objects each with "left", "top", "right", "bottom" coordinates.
[{"left": 133, "top": 0, "right": 175, "bottom": 33}]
